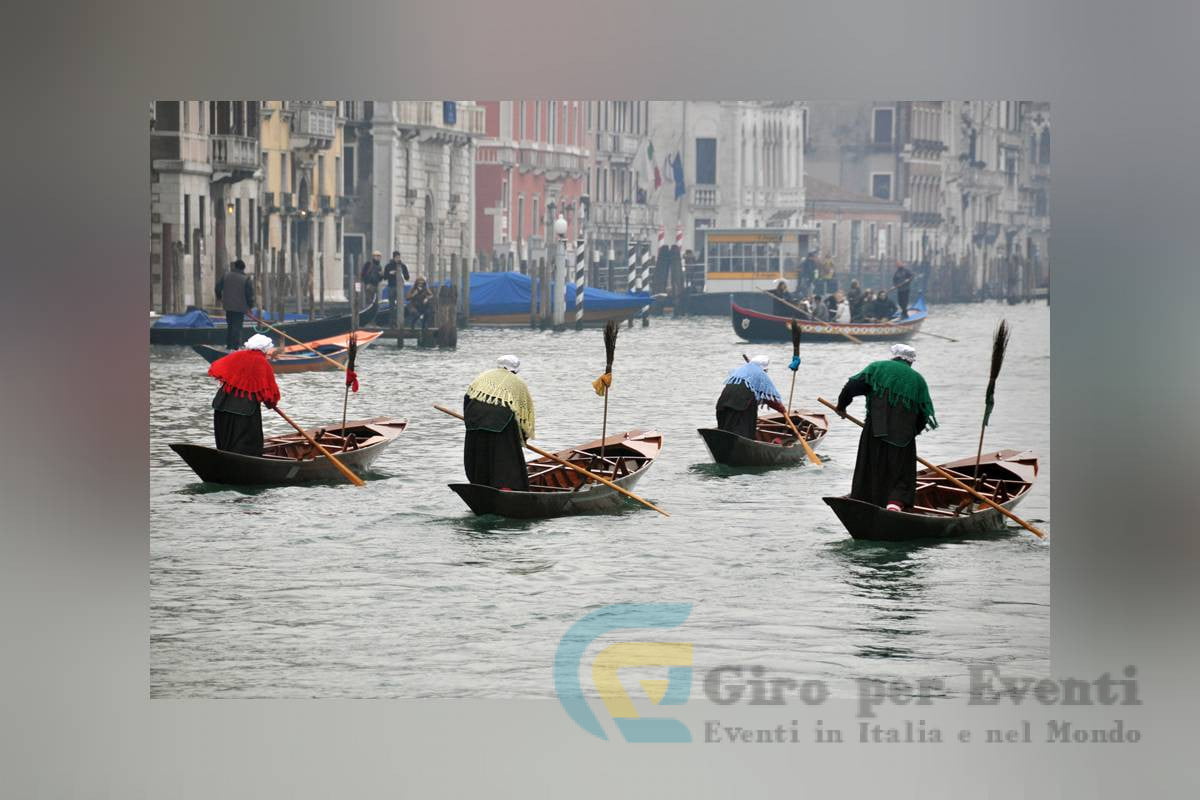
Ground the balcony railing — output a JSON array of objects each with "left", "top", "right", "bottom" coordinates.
[
  {"left": 150, "top": 131, "right": 209, "bottom": 164},
  {"left": 690, "top": 184, "right": 719, "bottom": 208},
  {"left": 210, "top": 134, "right": 260, "bottom": 172},
  {"left": 289, "top": 102, "right": 336, "bottom": 148},
  {"left": 396, "top": 101, "right": 486, "bottom": 135}
]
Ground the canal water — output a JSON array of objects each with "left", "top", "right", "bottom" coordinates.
[{"left": 150, "top": 300, "right": 1050, "bottom": 698}]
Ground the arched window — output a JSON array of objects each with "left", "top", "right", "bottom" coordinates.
[{"left": 1039, "top": 128, "right": 1050, "bottom": 164}]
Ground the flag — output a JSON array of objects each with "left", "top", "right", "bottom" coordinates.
[
  {"left": 672, "top": 153, "right": 686, "bottom": 199},
  {"left": 634, "top": 139, "right": 653, "bottom": 189},
  {"left": 647, "top": 141, "right": 660, "bottom": 189}
]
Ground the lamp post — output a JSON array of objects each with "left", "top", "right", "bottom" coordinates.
[{"left": 553, "top": 212, "right": 568, "bottom": 331}]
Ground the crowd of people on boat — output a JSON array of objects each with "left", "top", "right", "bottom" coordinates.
[{"left": 770, "top": 256, "right": 918, "bottom": 323}]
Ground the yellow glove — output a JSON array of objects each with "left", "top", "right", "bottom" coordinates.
[{"left": 592, "top": 372, "right": 612, "bottom": 396}]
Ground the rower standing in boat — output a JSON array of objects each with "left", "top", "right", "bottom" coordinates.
[
  {"left": 834, "top": 344, "right": 937, "bottom": 511},
  {"left": 206, "top": 333, "right": 281, "bottom": 457},
  {"left": 463, "top": 355, "right": 535, "bottom": 491},
  {"left": 716, "top": 355, "right": 789, "bottom": 440},
  {"left": 892, "top": 261, "right": 915, "bottom": 318}
]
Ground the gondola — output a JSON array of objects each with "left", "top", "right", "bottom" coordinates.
[
  {"left": 448, "top": 429, "right": 663, "bottom": 518},
  {"left": 697, "top": 411, "right": 828, "bottom": 467},
  {"left": 731, "top": 296, "right": 927, "bottom": 343},
  {"left": 168, "top": 417, "right": 406, "bottom": 486},
  {"left": 190, "top": 330, "right": 384, "bottom": 374},
  {"left": 822, "top": 450, "right": 1039, "bottom": 541},
  {"left": 150, "top": 301, "right": 379, "bottom": 346}
]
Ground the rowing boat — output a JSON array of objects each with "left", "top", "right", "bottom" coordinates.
[
  {"left": 697, "top": 411, "right": 828, "bottom": 467},
  {"left": 448, "top": 429, "right": 663, "bottom": 518},
  {"left": 822, "top": 449, "right": 1039, "bottom": 541},
  {"left": 169, "top": 417, "right": 406, "bottom": 485},
  {"left": 731, "top": 296, "right": 927, "bottom": 343},
  {"left": 190, "top": 330, "right": 384, "bottom": 374},
  {"left": 150, "top": 301, "right": 379, "bottom": 346}
]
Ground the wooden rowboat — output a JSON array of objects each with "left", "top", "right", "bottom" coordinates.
[
  {"left": 169, "top": 417, "right": 406, "bottom": 486},
  {"left": 697, "top": 411, "right": 828, "bottom": 467},
  {"left": 449, "top": 429, "right": 663, "bottom": 518},
  {"left": 731, "top": 296, "right": 927, "bottom": 343},
  {"left": 823, "top": 449, "right": 1039, "bottom": 541},
  {"left": 191, "top": 330, "right": 384, "bottom": 374}
]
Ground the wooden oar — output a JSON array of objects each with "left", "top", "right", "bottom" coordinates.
[
  {"left": 434, "top": 404, "right": 669, "bottom": 518},
  {"left": 911, "top": 329, "right": 959, "bottom": 343},
  {"left": 758, "top": 289, "right": 863, "bottom": 344},
  {"left": 272, "top": 406, "right": 365, "bottom": 487},
  {"left": 246, "top": 311, "right": 350, "bottom": 372},
  {"left": 817, "top": 397, "right": 1044, "bottom": 539}
]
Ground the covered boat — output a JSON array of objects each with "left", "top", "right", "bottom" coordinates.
[
  {"left": 731, "top": 296, "right": 927, "bottom": 343},
  {"left": 191, "top": 330, "right": 384, "bottom": 374},
  {"left": 468, "top": 271, "right": 650, "bottom": 327},
  {"left": 449, "top": 429, "right": 662, "bottom": 518},
  {"left": 697, "top": 411, "right": 828, "bottom": 467},
  {"left": 823, "top": 449, "right": 1039, "bottom": 541},
  {"left": 151, "top": 301, "right": 379, "bottom": 346},
  {"left": 169, "top": 417, "right": 406, "bottom": 486}
]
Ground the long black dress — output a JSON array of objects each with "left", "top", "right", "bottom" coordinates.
[
  {"left": 715, "top": 383, "right": 758, "bottom": 440},
  {"left": 212, "top": 388, "right": 264, "bottom": 456},
  {"left": 837, "top": 376, "right": 927, "bottom": 508},
  {"left": 463, "top": 395, "right": 530, "bottom": 491}
]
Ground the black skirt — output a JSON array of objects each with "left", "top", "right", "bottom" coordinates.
[
  {"left": 463, "top": 397, "right": 530, "bottom": 491},
  {"left": 849, "top": 424, "right": 917, "bottom": 508},
  {"left": 715, "top": 382, "right": 758, "bottom": 440}
]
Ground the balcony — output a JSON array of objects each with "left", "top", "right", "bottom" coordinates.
[
  {"left": 150, "top": 131, "right": 209, "bottom": 166},
  {"left": 908, "top": 211, "right": 944, "bottom": 227},
  {"left": 690, "top": 184, "right": 719, "bottom": 208},
  {"left": 396, "top": 101, "right": 487, "bottom": 137},
  {"left": 210, "top": 134, "right": 260, "bottom": 174},
  {"left": 515, "top": 146, "right": 586, "bottom": 178},
  {"left": 288, "top": 101, "right": 336, "bottom": 149},
  {"left": 595, "top": 133, "right": 639, "bottom": 161}
]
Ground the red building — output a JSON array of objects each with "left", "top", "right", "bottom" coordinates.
[{"left": 475, "top": 101, "right": 590, "bottom": 267}]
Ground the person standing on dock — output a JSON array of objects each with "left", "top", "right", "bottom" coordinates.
[
  {"left": 893, "top": 260, "right": 915, "bottom": 318},
  {"left": 834, "top": 343, "right": 937, "bottom": 511},
  {"left": 214, "top": 259, "right": 255, "bottom": 351},
  {"left": 383, "top": 250, "right": 410, "bottom": 327},
  {"left": 206, "top": 333, "right": 280, "bottom": 457},
  {"left": 716, "top": 355, "right": 789, "bottom": 440},
  {"left": 463, "top": 355, "right": 535, "bottom": 491},
  {"left": 361, "top": 251, "right": 384, "bottom": 306}
]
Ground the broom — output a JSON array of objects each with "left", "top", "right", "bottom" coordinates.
[
  {"left": 338, "top": 332, "right": 358, "bottom": 450},
  {"left": 971, "top": 320, "right": 1010, "bottom": 494},
  {"left": 598, "top": 320, "right": 619, "bottom": 467}
]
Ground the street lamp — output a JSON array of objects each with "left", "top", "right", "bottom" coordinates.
[{"left": 552, "top": 213, "right": 568, "bottom": 330}]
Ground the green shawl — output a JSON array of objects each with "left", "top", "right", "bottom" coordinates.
[
  {"left": 466, "top": 368, "right": 536, "bottom": 439},
  {"left": 853, "top": 359, "right": 938, "bottom": 430}
]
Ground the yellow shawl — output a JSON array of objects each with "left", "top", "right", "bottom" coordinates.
[{"left": 466, "top": 368, "right": 536, "bottom": 439}]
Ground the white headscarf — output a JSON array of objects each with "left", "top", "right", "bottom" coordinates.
[
  {"left": 497, "top": 354, "right": 521, "bottom": 374},
  {"left": 750, "top": 354, "right": 770, "bottom": 370},
  {"left": 890, "top": 343, "right": 916, "bottom": 363},
  {"left": 244, "top": 334, "right": 274, "bottom": 352}
]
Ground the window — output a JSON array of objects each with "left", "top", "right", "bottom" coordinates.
[
  {"left": 872, "top": 107, "right": 893, "bottom": 145},
  {"left": 868, "top": 223, "right": 877, "bottom": 257},
  {"left": 695, "top": 137, "right": 717, "bottom": 185},
  {"left": 1006, "top": 155, "right": 1016, "bottom": 188},
  {"left": 343, "top": 145, "right": 355, "bottom": 194},
  {"left": 830, "top": 221, "right": 838, "bottom": 255},
  {"left": 198, "top": 196, "right": 206, "bottom": 250},
  {"left": 317, "top": 154, "right": 325, "bottom": 196},
  {"left": 336, "top": 218, "right": 342, "bottom": 252},
  {"left": 1035, "top": 190, "right": 1048, "bottom": 217},
  {"left": 519, "top": 101, "right": 526, "bottom": 140},
  {"left": 548, "top": 99, "right": 556, "bottom": 143},
  {"left": 885, "top": 224, "right": 893, "bottom": 257},
  {"left": 249, "top": 198, "right": 255, "bottom": 246},
  {"left": 281, "top": 152, "right": 289, "bottom": 193},
  {"left": 534, "top": 101, "right": 540, "bottom": 141},
  {"left": 501, "top": 179, "right": 508, "bottom": 209},
  {"left": 1039, "top": 129, "right": 1050, "bottom": 164},
  {"left": 871, "top": 173, "right": 893, "bottom": 200},
  {"left": 516, "top": 195, "right": 525, "bottom": 240},
  {"left": 532, "top": 196, "right": 540, "bottom": 236},
  {"left": 262, "top": 152, "right": 269, "bottom": 186},
  {"left": 183, "top": 194, "right": 191, "bottom": 253},
  {"left": 235, "top": 199, "right": 243, "bottom": 259},
  {"left": 154, "top": 101, "right": 179, "bottom": 131}
]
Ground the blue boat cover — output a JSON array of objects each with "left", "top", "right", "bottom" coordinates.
[
  {"left": 152, "top": 309, "right": 215, "bottom": 328},
  {"left": 468, "top": 271, "right": 651, "bottom": 317}
]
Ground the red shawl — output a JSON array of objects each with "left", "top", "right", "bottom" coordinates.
[{"left": 207, "top": 350, "right": 281, "bottom": 406}]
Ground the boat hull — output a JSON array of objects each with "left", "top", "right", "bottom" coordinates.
[
  {"left": 151, "top": 302, "right": 379, "bottom": 346},
  {"left": 168, "top": 417, "right": 405, "bottom": 486},
  {"left": 191, "top": 330, "right": 383, "bottom": 373},
  {"left": 822, "top": 494, "right": 1028, "bottom": 542},
  {"left": 449, "top": 467, "right": 649, "bottom": 518},
  {"left": 731, "top": 300, "right": 925, "bottom": 343},
  {"left": 697, "top": 412, "right": 828, "bottom": 467}
]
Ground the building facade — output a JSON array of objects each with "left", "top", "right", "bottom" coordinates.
[
  {"left": 474, "top": 100, "right": 589, "bottom": 272},
  {"left": 804, "top": 175, "right": 904, "bottom": 281},
  {"left": 343, "top": 101, "right": 485, "bottom": 289},
  {"left": 150, "top": 101, "right": 261, "bottom": 312},
  {"left": 647, "top": 101, "right": 808, "bottom": 252}
]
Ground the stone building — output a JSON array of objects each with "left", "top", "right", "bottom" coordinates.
[
  {"left": 474, "top": 100, "right": 589, "bottom": 272},
  {"left": 804, "top": 175, "right": 904, "bottom": 281},
  {"left": 343, "top": 101, "right": 485, "bottom": 289},
  {"left": 150, "top": 101, "right": 260, "bottom": 312},
  {"left": 647, "top": 101, "right": 808, "bottom": 251}
]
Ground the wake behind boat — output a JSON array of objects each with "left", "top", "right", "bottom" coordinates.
[
  {"left": 449, "top": 429, "right": 662, "bottom": 518},
  {"left": 732, "top": 296, "right": 927, "bottom": 343},
  {"left": 698, "top": 411, "right": 827, "bottom": 468},
  {"left": 822, "top": 449, "right": 1039, "bottom": 541}
]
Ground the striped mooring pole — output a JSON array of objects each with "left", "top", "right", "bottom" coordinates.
[
  {"left": 626, "top": 242, "right": 638, "bottom": 329},
  {"left": 639, "top": 240, "right": 652, "bottom": 327},
  {"left": 574, "top": 235, "right": 586, "bottom": 331}
]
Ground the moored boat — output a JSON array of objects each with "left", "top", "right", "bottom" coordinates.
[
  {"left": 448, "top": 429, "right": 662, "bottom": 518},
  {"left": 151, "top": 301, "right": 379, "bottom": 346},
  {"left": 697, "top": 411, "right": 828, "bottom": 467},
  {"left": 467, "top": 271, "right": 650, "bottom": 327},
  {"left": 822, "top": 449, "right": 1039, "bottom": 541},
  {"left": 169, "top": 416, "right": 406, "bottom": 485},
  {"left": 731, "top": 296, "right": 927, "bottom": 343},
  {"left": 191, "top": 330, "right": 384, "bottom": 374}
]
